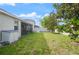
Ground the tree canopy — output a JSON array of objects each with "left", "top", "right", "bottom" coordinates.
[
  {"left": 41, "top": 14, "right": 57, "bottom": 32},
  {"left": 41, "top": 3, "right": 79, "bottom": 39},
  {"left": 53, "top": 3, "right": 79, "bottom": 39}
]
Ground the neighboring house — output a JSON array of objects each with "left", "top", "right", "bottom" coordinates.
[
  {"left": 0, "top": 9, "right": 35, "bottom": 43},
  {"left": 40, "top": 27, "right": 48, "bottom": 32},
  {"left": 34, "top": 25, "right": 48, "bottom": 32},
  {"left": 34, "top": 25, "right": 40, "bottom": 32}
]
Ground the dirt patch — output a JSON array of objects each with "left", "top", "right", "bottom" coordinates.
[{"left": 71, "top": 42, "right": 79, "bottom": 46}]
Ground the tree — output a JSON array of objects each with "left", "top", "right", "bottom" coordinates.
[
  {"left": 41, "top": 14, "right": 57, "bottom": 32},
  {"left": 53, "top": 3, "right": 79, "bottom": 39}
]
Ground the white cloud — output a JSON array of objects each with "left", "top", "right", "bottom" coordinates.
[
  {"left": 43, "top": 13, "right": 49, "bottom": 17},
  {"left": 19, "top": 12, "right": 49, "bottom": 20},
  {"left": 0, "top": 3, "right": 16, "bottom": 6},
  {"left": 18, "top": 12, "right": 49, "bottom": 26},
  {"left": 19, "top": 12, "right": 41, "bottom": 18},
  {"left": 41, "top": 13, "right": 49, "bottom": 19},
  {"left": 18, "top": 12, "right": 42, "bottom": 26}
]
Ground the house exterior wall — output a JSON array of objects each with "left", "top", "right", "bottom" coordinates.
[
  {"left": 0, "top": 12, "right": 21, "bottom": 43},
  {"left": 24, "top": 20, "right": 35, "bottom": 32},
  {"left": 0, "top": 13, "right": 14, "bottom": 31}
]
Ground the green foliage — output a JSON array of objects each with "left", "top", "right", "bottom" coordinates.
[
  {"left": 53, "top": 3, "right": 79, "bottom": 39},
  {"left": 41, "top": 3, "right": 79, "bottom": 39},
  {"left": 53, "top": 3, "right": 60, "bottom": 9},
  {"left": 41, "top": 14, "right": 57, "bottom": 32}
]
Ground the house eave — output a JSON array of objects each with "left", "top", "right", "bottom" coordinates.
[
  {"left": 0, "top": 8, "right": 35, "bottom": 25},
  {"left": 0, "top": 8, "right": 23, "bottom": 21}
]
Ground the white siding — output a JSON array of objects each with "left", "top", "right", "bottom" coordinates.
[
  {"left": 0, "top": 12, "right": 21, "bottom": 43},
  {"left": 0, "top": 13, "right": 14, "bottom": 31}
]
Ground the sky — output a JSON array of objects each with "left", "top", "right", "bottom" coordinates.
[{"left": 0, "top": 3, "right": 55, "bottom": 26}]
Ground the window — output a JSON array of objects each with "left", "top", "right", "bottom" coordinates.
[
  {"left": 14, "top": 26, "right": 18, "bottom": 30},
  {"left": 14, "top": 21, "right": 18, "bottom": 30}
]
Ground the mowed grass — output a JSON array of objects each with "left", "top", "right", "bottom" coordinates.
[
  {"left": 0, "top": 32, "right": 79, "bottom": 55},
  {"left": 43, "top": 32, "right": 79, "bottom": 54},
  {"left": 0, "top": 32, "right": 50, "bottom": 55}
]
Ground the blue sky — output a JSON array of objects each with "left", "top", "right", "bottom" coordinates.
[{"left": 0, "top": 3, "right": 55, "bottom": 26}]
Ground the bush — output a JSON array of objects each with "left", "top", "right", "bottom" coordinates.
[{"left": 69, "top": 33, "right": 78, "bottom": 40}]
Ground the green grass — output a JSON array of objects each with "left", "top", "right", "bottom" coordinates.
[
  {"left": 0, "top": 32, "right": 50, "bottom": 55},
  {"left": 0, "top": 32, "right": 79, "bottom": 55},
  {"left": 43, "top": 32, "right": 79, "bottom": 54}
]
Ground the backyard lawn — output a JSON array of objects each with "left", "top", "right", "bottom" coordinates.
[{"left": 0, "top": 32, "right": 79, "bottom": 55}]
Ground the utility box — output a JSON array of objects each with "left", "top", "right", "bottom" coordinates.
[{"left": 1, "top": 31, "right": 20, "bottom": 43}]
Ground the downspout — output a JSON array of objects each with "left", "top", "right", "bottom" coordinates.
[
  {"left": 0, "top": 31, "right": 2, "bottom": 43},
  {"left": 1, "top": 31, "right": 2, "bottom": 41}
]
